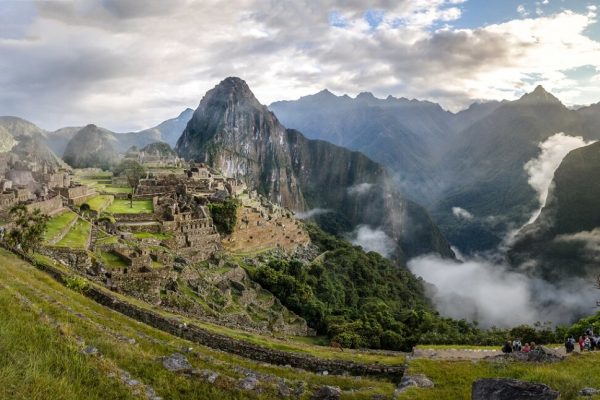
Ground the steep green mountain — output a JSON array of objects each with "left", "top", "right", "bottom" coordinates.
[
  {"left": 509, "top": 141, "right": 600, "bottom": 280},
  {"left": 0, "top": 116, "right": 67, "bottom": 170},
  {"left": 176, "top": 77, "right": 454, "bottom": 260},
  {"left": 42, "top": 108, "right": 194, "bottom": 156},
  {"left": 63, "top": 124, "right": 120, "bottom": 169},
  {"left": 140, "top": 141, "right": 177, "bottom": 157}
]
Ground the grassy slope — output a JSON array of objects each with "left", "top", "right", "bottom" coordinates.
[
  {"left": 0, "top": 283, "right": 135, "bottom": 400},
  {"left": 0, "top": 249, "right": 397, "bottom": 399},
  {"left": 43, "top": 210, "right": 78, "bottom": 243},
  {"left": 86, "top": 195, "right": 114, "bottom": 212},
  {"left": 55, "top": 218, "right": 91, "bottom": 249},
  {"left": 398, "top": 355, "right": 600, "bottom": 400},
  {"left": 107, "top": 199, "right": 154, "bottom": 214}
]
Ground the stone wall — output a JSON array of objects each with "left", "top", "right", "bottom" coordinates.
[
  {"left": 26, "top": 195, "right": 63, "bottom": 215},
  {"left": 112, "top": 213, "right": 157, "bottom": 223},
  {"left": 39, "top": 246, "right": 92, "bottom": 273},
  {"left": 0, "top": 192, "right": 17, "bottom": 209}
]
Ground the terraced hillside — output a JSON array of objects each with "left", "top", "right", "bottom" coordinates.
[{"left": 0, "top": 248, "right": 404, "bottom": 399}]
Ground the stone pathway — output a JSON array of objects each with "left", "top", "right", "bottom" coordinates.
[{"left": 412, "top": 346, "right": 567, "bottom": 361}]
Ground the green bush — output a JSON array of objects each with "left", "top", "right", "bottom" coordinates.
[
  {"left": 65, "top": 276, "right": 89, "bottom": 292},
  {"left": 208, "top": 199, "right": 240, "bottom": 234}
]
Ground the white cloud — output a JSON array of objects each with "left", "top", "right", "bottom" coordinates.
[
  {"left": 1, "top": 1, "right": 600, "bottom": 130},
  {"left": 452, "top": 206, "right": 474, "bottom": 220},
  {"left": 408, "top": 254, "right": 597, "bottom": 328},
  {"left": 517, "top": 4, "right": 529, "bottom": 17},
  {"left": 294, "top": 208, "right": 331, "bottom": 219},
  {"left": 524, "top": 133, "right": 595, "bottom": 223},
  {"left": 347, "top": 182, "right": 373, "bottom": 195},
  {"left": 349, "top": 225, "right": 396, "bottom": 257}
]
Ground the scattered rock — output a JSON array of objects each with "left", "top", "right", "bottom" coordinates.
[
  {"left": 472, "top": 378, "right": 559, "bottom": 400},
  {"left": 579, "top": 387, "right": 600, "bottom": 396},
  {"left": 312, "top": 385, "right": 342, "bottom": 400},
  {"left": 397, "top": 374, "right": 434, "bottom": 392},
  {"left": 278, "top": 382, "right": 291, "bottom": 397},
  {"left": 81, "top": 346, "right": 98, "bottom": 356},
  {"left": 193, "top": 369, "right": 220, "bottom": 384},
  {"left": 239, "top": 376, "right": 259, "bottom": 390},
  {"left": 294, "top": 382, "right": 306, "bottom": 397},
  {"left": 162, "top": 353, "right": 193, "bottom": 372}
]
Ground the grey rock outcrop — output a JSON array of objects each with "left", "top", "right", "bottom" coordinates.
[
  {"left": 312, "top": 385, "right": 342, "bottom": 400},
  {"left": 396, "top": 374, "right": 434, "bottom": 392},
  {"left": 162, "top": 353, "right": 193, "bottom": 372},
  {"left": 471, "top": 378, "right": 559, "bottom": 400}
]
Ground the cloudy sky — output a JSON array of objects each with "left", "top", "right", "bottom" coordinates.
[{"left": 1, "top": 0, "right": 600, "bottom": 131}]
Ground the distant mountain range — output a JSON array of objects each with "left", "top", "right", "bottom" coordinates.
[{"left": 271, "top": 86, "right": 600, "bottom": 254}]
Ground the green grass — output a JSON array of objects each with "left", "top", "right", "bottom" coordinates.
[
  {"left": 398, "top": 355, "right": 600, "bottom": 400},
  {"left": 85, "top": 195, "right": 114, "bottom": 212},
  {"left": 107, "top": 200, "right": 154, "bottom": 214},
  {"left": 97, "top": 251, "right": 128, "bottom": 269},
  {"left": 73, "top": 171, "right": 131, "bottom": 195},
  {"left": 55, "top": 218, "right": 91, "bottom": 249},
  {"left": 132, "top": 232, "right": 172, "bottom": 240},
  {"left": 0, "top": 249, "right": 397, "bottom": 399},
  {"left": 43, "top": 210, "right": 78, "bottom": 243},
  {"left": 0, "top": 293, "right": 136, "bottom": 400}
]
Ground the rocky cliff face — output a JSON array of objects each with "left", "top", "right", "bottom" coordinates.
[
  {"left": 176, "top": 77, "right": 454, "bottom": 260},
  {"left": 63, "top": 124, "right": 120, "bottom": 169}
]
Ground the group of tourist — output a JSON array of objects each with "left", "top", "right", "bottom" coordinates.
[
  {"left": 501, "top": 340, "right": 536, "bottom": 354},
  {"left": 564, "top": 328, "right": 600, "bottom": 353}
]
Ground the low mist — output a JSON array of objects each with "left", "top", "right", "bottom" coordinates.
[
  {"left": 408, "top": 255, "right": 597, "bottom": 328},
  {"left": 294, "top": 208, "right": 331, "bottom": 219},
  {"left": 349, "top": 225, "right": 396, "bottom": 258},
  {"left": 523, "top": 132, "right": 595, "bottom": 224}
]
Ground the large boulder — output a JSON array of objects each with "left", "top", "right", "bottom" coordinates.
[{"left": 472, "top": 378, "right": 559, "bottom": 400}]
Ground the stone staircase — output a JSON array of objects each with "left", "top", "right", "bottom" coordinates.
[{"left": 89, "top": 225, "right": 99, "bottom": 248}]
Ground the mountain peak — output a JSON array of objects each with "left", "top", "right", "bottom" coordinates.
[
  {"left": 356, "top": 92, "right": 376, "bottom": 101},
  {"left": 519, "top": 85, "right": 562, "bottom": 105},
  {"left": 315, "top": 88, "right": 335, "bottom": 98},
  {"left": 204, "top": 77, "right": 259, "bottom": 106}
]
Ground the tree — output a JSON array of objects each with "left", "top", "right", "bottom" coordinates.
[
  {"left": 114, "top": 160, "right": 145, "bottom": 208},
  {"left": 6, "top": 204, "right": 49, "bottom": 254},
  {"left": 208, "top": 199, "right": 240, "bottom": 234},
  {"left": 80, "top": 203, "right": 91, "bottom": 219}
]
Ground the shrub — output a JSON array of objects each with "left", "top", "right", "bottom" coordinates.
[{"left": 65, "top": 276, "right": 89, "bottom": 292}]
